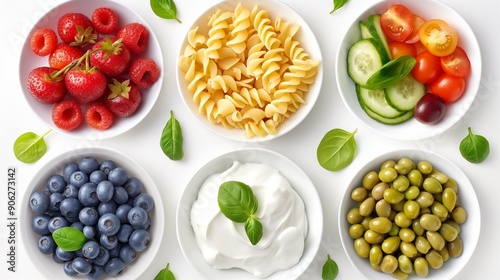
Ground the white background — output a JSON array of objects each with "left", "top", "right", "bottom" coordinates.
[{"left": 1, "top": 0, "right": 499, "bottom": 279}]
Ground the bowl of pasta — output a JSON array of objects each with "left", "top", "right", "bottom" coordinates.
[{"left": 176, "top": 0, "right": 323, "bottom": 142}]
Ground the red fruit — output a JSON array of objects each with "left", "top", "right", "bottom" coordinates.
[
  {"left": 104, "top": 79, "right": 142, "bottom": 117},
  {"left": 27, "top": 67, "right": 66, "bottom": 104},
  {"left": 52, "top": 100, "right": 83, "bottom": 130},
  {"left": 116, "top": 23, "right": 149, "bottom": 54},
  {"left": 90, "top": 37, "right": 130, "bottom": 77},
  {"left": 57, "top": 12, "right": 97, "bottom": 46},
  {"left": 128, "top": 58, "right": 160, "bottom": 88},
  {"left": 48, "top": 43, "right": 85, "bottom": 70},
  {"left": 85, "top": 103, "right": 114, "bottom": 130},
  {"left": 30, "top": 28, "right": 58, "bottom": 56},
  {"left": 91, "top": 7, "right": 119, "bottom": 35},
  {"left": 65, "top": 66, "right": 107, "bottom": 104}
]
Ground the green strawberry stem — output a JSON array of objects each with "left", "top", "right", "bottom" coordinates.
[{"left": 49, "top": 50, "right": 92, "bottom": 80}]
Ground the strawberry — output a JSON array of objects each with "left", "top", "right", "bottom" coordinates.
[
  {"left": 90, "top": 37, "right": 130, "bottom": 77},
  {"left": 128, "top": 58, "right": 160, "bottom": 89},
  {"left": 85, "top": 103, "right": 114, "bottom": 130},
  {"left": 27, "top": 67, "right": 66, "bottom": 104},
  {"left": 104, "top": 79, "right": 142, "bottom": 117},
  {"left": 116, "top": 23, "right": 149, "bottom": 55},
  {"left": 49, "top": 42, "right": 85, "bottom": 70},
  {"left": 65, "top": 65, "right": 107, "bottom": 104},
  {"left": 52, "top": 100, "right": 83, "bottom": 130},
  {"left": 91, "top": 7, "right": 119, "bottom": 35},
  {"left": 57, "top": 13, "right": 97, "bottom": 46},
  {"left": 30, "top": 28, "right": 58, "bottom": 56}
]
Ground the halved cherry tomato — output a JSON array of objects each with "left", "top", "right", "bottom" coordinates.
[
  {"left": 419, "top": 19, "right": 458, "bottom": 57},
  {"left": 411, "top": 50, "right": 442, "bottom": 84},
  {"left": 380, "top": 4, "right": 414, "bottom": 42},
  {"left": 430, "top": 73, "right": 466, "bottom": 103},
  {"left": 404, "top": 15, "right": 426, "bottom": 44},
  {"left": 440, "top": 47, "right": 471, "bottom": 77},
  {"left": 389, "top": 41, "right": 417, "bottom": 59}
]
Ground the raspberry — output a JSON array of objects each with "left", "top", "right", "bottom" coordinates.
[
  {"left": 116, "top": 23, "right": 149, "bottom": 54},
  {"left": 128, "top": 58, "right": 160, "bottom": 88},
  {"left": 91, "top": 7, "right": 119, "bottom": 35},
  {"left": 52, "top": 100, "right": 83, "bottom": 130},
  {"left": 30, "top": 28, "right": 58, "bottom": 56},
  {"left": 85, "top": 103, "right": 114, "bottom": 130}
]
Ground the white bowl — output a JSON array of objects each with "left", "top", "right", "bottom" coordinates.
[
  {"left": 20, "top": 147, "right": 164, "bottom": 279},
  {"left": 176, "top": 148, "right": 323, "bottom": 279},
  {"left": 19, "top": 0, "right": 163, "bottom": 140},
  {"left": 338, "top": 148, "right": 480, "bottom": 279},
  {"left": 176, "top": 0, "right": 323, "bottom": 142},
  {"left": 335, "top": 0, "right": 481, "bottom": 140}
]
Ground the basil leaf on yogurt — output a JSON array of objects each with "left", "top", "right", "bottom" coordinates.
[
  {"left": 52, "top": 227, "right": 87, "bottom": 252},
  {"left": 460, "top": 127, "right": 490, "bottom": 163},
  {"left": 245, "top": 217, "right": 263, "bottom": 246},
  {"left": 317, "top": 128, "right": 358, "bottom": 171}
]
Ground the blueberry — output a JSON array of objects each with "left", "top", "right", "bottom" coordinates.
[
  {"left": 29, "top": 191, "right": 49, "bottom": 213},
  {"left": 63, "top": 162, "right": 79, "bottom": 183},
  {"left": 108, "top": 167, "right": 128, "bottom": 186},
  {"left": 82, "top": 240, "right": 100, "bottom": 259},
  {"left": 59, "top": 198, "right": 83, "bottom": 218},
  {"left": 52, "top": 253, "right": 64, "bottom": 264},
  {"left": 32, "top": 214, "right": 51, "bottom": 235},
  {"left": 112, "top": 186, "right": 129, "bottom": 204},
  {"left": 104, "top": 258, "right": 125, "bottom": 276},
  {"left": 72, "top": 257, "right": 92, "bottom": 275},
  {"left": 119, "top": 244, "right": 137, "bottom": 263},
  {"left": 116, "top": 224, "right": 134, "bottom": 243},
  {"left": 97, "top": 200, "right": 117, "bottom": 216},
  {"left": 71, "top": 221, "right": 84, "bottom": 231},
  {"left": 48, "top": 216, "right": 69, "bottom": 233},
  {"left": 78, "top": 182, "right": 99, "bottom": 207},
  {"left": 70, "top": 170, "right": 89, "bottom": 188},
  {"left": 56, "top": 246, "right": 75, "bottom": 261},
  {"left": 46, "top": 174, "right": 67, "bottom": 193},
  {"left": 127, "top": 207, "right": 148, "bottom": 229},
  {"left": 134, "top": 193, "right": 155, "bottom": 214},
  {"left": 96, "top": 180, "right": 114, "bottom": 202},
  {"left": 91, "top": 246, "right": 110, "bottom": 266},
  {"left": 98, "top": 213, "right": 121, "bottom": 236},
  {"left": 79, "top": 157, "right": 100, "bottom": 174},
  {"left": 48, "top": 192, "right": 65, "bottom": 212},
  {"left": 38, "top": 235, "right": 56, "bottom": 254},
  {"left": 99, "top": 160, "right": 117, "bottom": 175},
  {"left": 129, "top": 229, "right": 150, "bottom": 252},
  {"left": 108, "top": 243, "right": 122, "bottom": 258},
  {"left": 87, "top": 264, "right": 104, "bottom": 280},
  {"left": 65, "top": 215, "right": 80, "bottom": 224},
  {"left": 100, "top": 234, "right": 118, "bottom": 250},
  {"left": 90, "top": 170, "right": 107, "bottom": 184},
  {"left": 115, "top": 204, "right": 132, "bottom": 224},
  {"left": 63, "top": 261, "right": 79, "bottom": 276},
  {"left": 63, "top": 184, "right": 79, "bottom": 199},
  {"left": 124, "top": 177, "right": 143, "bottom": 198},
  {"left": 79, "top": 207, "right": 99, "bottom": 226},
  {"left": 83, "top": 225, "right": 96, "bottom": 239}
]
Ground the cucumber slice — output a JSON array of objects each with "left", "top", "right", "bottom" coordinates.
[
  {"left": 386, "top": 75, "right": 426, "bottom": 111},
  {"left": 347, "top": 39, "right": 384, "bottom": 86},
  {"left": 367, "top": 14, "right": 392, "bottom": 63},
  {"left": 360, "top": 101, "right": 414, "bottom": 125},
  {"left": 357, "top": 84, "right": 405, "bottom": 118},
  {"left": 359, "top": 21, "right": 372, "bottom": 39}
]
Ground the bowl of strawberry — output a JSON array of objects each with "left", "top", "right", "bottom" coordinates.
[
  {"left": 335, "top": 0, "right": 481, "bottom": 140},
  {"left": 20, "top": 0, "right": 163, "bottom": 139}
]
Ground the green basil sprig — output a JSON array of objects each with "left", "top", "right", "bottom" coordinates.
[
  {"left": 52, "top": 227, "right": 87, "bottom": 252},
  {"left": 364, "top": 55, "right": 416, "bottom": 89},
  {"left": 150, "top": 0, "right": 181, "bottom": 23},
  {"left": 317, "top": 128, "right": 358, "bottom": 171},
  {"left": 154, "top": 263, "right": 176, "bottom": 280},
  {"left": 322, "top": 255, "right": 339, "bottom": 280},
  {"left": 460, "top": 127, "right": 490, "bottom": 163},
  {"left": 13, "top": 130, "right": 51, "bottom": 163},
  {"left": 160, "top": 110, "right": 184, "bottom": 161},
  {"left": 218, "top": 181, "right": 263, "bottom": 245},
  {"left": 330, "top": 0, "right": 348, "bottom": 14}
]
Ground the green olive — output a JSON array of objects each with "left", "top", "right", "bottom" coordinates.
[
  {"left": 433, "top": 192, "right": 443, "bottom": 203},
  {"left": 428, "top": 169, "right": 449, "bottom": 184},
  {"left": 412, "top": 220, "right": 425, "bottom": 236},
  {"left": 425, "top": 249, "right": 444, "bottom": 269},
  {"left": 351, "top": 187, "right": 368, "bottom": 202},
  {"left": 380, "top": 255, "right": 398, "bottom": 274},
  {"left": 376, "top": 199, "right": 392, "bottom": 218},
  {"left": 417, "top": 161, "right": 433, "bottom": 175},
  {"left": 389, "top": 223, "right": 400, "bottom": 237},
  {"left": 439, "top": 223, "right": 459, "bottom": 242},
  {"left": 380, "top": 159, "right": 397, "bottom": 169},
  {"left": 419, "top": 207, "right": 431, "bottom": 216},
  {"left": 407, "top": 169, "right": 424, "bottom": 187},
  {"left": 394, "top": 212, "right": 412, "bottom": 228},
  {"left": 379, "top": 167, "right": 398, "bottom": 183},
  {"left": 426, "top": 231, "right": 446, "bottom": 251},
  {"left": 404, "top": 186, "right": 420, "bottom": 200},
  {"left": 448, "top": 236, "right": 463, "bottom": 257},
  {"left": 399, "top": 241, "right": 418, "bottom": 258},
  {"left": 414, "top": 257, "right": 429, "bottom": 277},
  {"left": 415, "top": 191, "right": 434, "bottom": 208},
  {"left": 370, "top": 245, "right": 383, "bottom": 267},
  {"left": 443, "top": 177, "right": 459, "bottom": 193},
  {"left": 391, "top": 268, "right": 409, "bottom": 280},
  {"left": 349, "top": 224, "right": 365, "bottom": 239},
  {"left": 431, "top": 201, "right": 449, "bottom": 219},
  {"left": 392, "top": 200, "right": 405, "bottom": 212},
  {"left": 369, "top": 217, "right": 393, "bottom": 234},
  {"left": 444, "top": 220, "right": 461, "bottom": 234},
  {"left": 364, "top": 229, "right": 385, "bottom": 244},
  {"left": 439, "top": 247, "right": 450, "bottom": 262},
  {"left": 403, "top": 200, "right": 420, "bottom": 220},
  {"left": 419, "top": 213, "right": 442, "bottom": 231},
  {"left": 382, "top": 236, "right": 401, "bottom": 254},
  {"left": 354, "top": 237, "right": 370, "bottom": 258},
  {"left": 383, "top": 188, "right": 405, "bottom": 204},
  {"left": 359, "top": 197, "right": 376, "bottom": 217},
  {"left": 363, "top": 171, "right": 380, "bottom": 190},
  {"left": 415, "top": 235, "right": 431, "bottom": 254},
  {"left": 442, "top": 188, "right": 457, "bottom": 212},
  {"left": 423, "top": 177, "right": 443, "bottom": 194},
  {"left": 361, "top": 216, "right": 372, "bottom": 230},
  {"left": 398, "top": 255, "right": 413, "bottom": 274},
  {"left": 394, "top": 157, "right": 415, "bottom": 175},
  {"left": 372, "top": 182, "right": 390, "bottom": 200},
  {"left": 393, "top": 175, "right": 410, "bottom": 192},
  {"left": 347, "top": 207, "right": 363, "bottom": 224},
  {"left": 398, "top": 228, "right": 416, "bottom": 243}
]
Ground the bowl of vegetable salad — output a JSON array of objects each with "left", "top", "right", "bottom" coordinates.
[{"left": 335, "top": 0, "right": 481, "bottom": 140}]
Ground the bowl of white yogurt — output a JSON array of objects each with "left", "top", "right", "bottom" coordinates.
[{"left": 176, "top": 148, "right": 323, "bottom": 279}]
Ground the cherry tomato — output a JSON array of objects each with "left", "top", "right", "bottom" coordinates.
[
  {"left": 389, "top": 41, "right": 417, "bottom": 59},
  {"left": 430, "top": 73, "right": 466, "bottom": 103},
  {"left": 404, "top": 15, "right": 426, "bottom": 44},
  {"left": 380, "top": 4, "right": 414, "bottom": 42},
  {"left": 414, "top": 93, "right": 447, "bottom": 124},
  {"left": 440, "top": 47, "right": 471, "bottom": 78},
  {"left": 419, "top": 19, "right": 458, "bottom": 56},
  {"left": 411, "top": 50, "right": 442, "bottom": 84}
]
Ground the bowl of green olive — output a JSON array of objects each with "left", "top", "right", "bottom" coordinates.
[{"left": 338, "top": 149, "right": 480, "bottom": 279}]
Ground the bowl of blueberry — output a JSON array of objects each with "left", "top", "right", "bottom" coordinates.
[{"left": 21, "top": 147, "right": 164, "bottom": 279}]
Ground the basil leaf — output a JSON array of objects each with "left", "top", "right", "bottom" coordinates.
[
  {"left": 52, "top": 227, "right": 87, "bottom": 252},
  {"left": 364, "top": 55, "right": 416, "bottom": 89},
  {"left": 13, "top": 130, "right": 51, "bottom": 163},
  {"left": 322, "top": 255, "right": 339, "bottom": 280},
  {"left": 160, "top": 110, "right": 184, "bottom": 161},
  {"left": 218, "top": 181, "right": 258, "bottom": 223},
  {"left": 245, "top": 217, "right": 263, "bottom": 246},
  {"left": 330, "top": 0, "right": 348, "bottom": 14},
  {"left": 154, "top": 263, "right": 176, "bottom": 280},
  {"left": 317, "top": 128, "right": 358, "bottom": 171},
  {"left": 150, "top": 0, "right": 181, "bottom": 23},
  {"left": 460, "top": 127, "right": 490, "bottom": 163}
]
